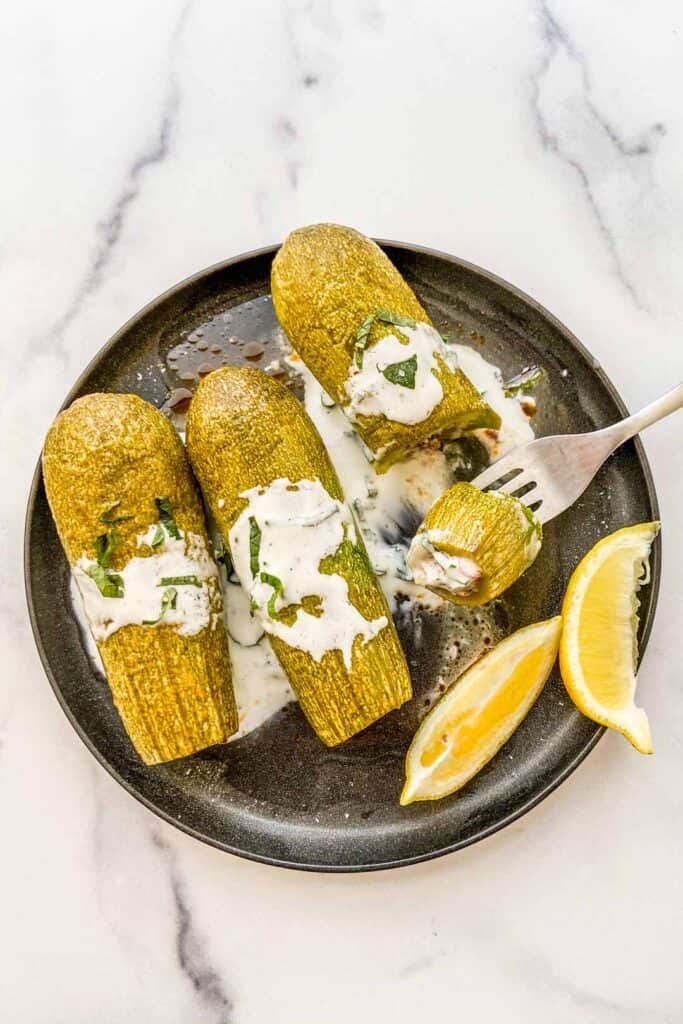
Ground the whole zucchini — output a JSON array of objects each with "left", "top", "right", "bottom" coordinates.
[
  {"left": 407, "top": 482, "right": 542, "bottom": 606},
  {"left": 42, "top": 393, "right": 238, "bottom": 764},
  {"left": 271, "top": 223, "right": 500, "bottom": 471},
  {"left": 186, "top": 367, "right": 412, "bottom": 746}
]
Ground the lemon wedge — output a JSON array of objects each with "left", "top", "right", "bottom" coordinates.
[
  {"left": 559, "top": 522, "right": 660, "bottom": 754},
  {"left": 401, "top": 617, "right": 562, "bottom": 805}
]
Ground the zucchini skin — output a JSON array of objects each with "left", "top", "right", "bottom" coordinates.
[
  {"left": 271, "top": 223, "right": 500, "bottom": 471},
  {"left": 42, "top": 393, "right": 237, "bottom": 764},
  {"left": 186, "top": 367, "right": 412, "bottom": 746},
  {"left": 410, "top": 482, "right": 542, "bottom": 606}
]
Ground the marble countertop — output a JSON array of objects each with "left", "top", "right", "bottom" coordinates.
[{"left": 2, "top": 1, "right": 682, "bottom": 1021}]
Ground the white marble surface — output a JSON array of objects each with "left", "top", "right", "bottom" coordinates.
[{"left": 2, "top": 1, "right": 682, "bottom": 1020}]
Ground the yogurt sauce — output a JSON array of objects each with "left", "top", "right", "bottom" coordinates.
[
  {"left": 345, "top": 321, "right": 447, "bottom": 425},
  {"left": 287, "top": 342, "right": 534, "bottom": 609},
  {"left": 228, "top": 478, "right": 388, "bottom": 669},
  {"left": 69, "top": 339, "right": 536, "bottom": 744},
  {"left": 72, "top": 525, "right": 220, "bottom": 642},
  {"left": 454, "top": 344, "right": 534, "bottom": 458},
  {"left": 69, "top": 563, "right": 295, "bottom": 743}
]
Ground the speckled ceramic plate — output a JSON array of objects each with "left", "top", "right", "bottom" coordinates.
[{"left": 25, "top": 242, "right": 660, "bottom": 871}]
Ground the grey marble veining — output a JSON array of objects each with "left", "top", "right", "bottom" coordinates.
[
  {"left": 532, "top": 1, "right": 665, "bottom": 308},
  {"left": 2, "top": 1, "right": 682, "bottom": 1021},
  {"left": 51, "top": 0, "right": 196, "bottom": 343},
  {"left": 152, "top": 830, "right": 234, "bottom": 1024}
]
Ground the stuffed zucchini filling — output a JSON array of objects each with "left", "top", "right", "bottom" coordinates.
[
  {"left": 407, "top": 534, "right": 483, "bottom": 597},
  {"left": 229, "top": 477, "right": 388, "bottom": 670},
  {"left": 271, "top": 223, "right": 501, "bottom": 472}
]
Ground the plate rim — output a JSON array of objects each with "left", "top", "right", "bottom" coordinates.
[{"left": 24, "top": 239, "right": 662, "bottom": 872}]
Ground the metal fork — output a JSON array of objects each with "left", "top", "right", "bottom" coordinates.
[{"left": 470, "top": 383, "right": 683, "bottom": 523}]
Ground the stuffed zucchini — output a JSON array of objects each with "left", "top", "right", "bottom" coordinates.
[
  {"left": 407, "top": 482, "right": 542, "bottom": 606},
  {"left": 271, "top": 223, "right": 500, "bottom": 472},
  {"left": 42, "top": 393, "right": 238, "bottom": 764},
  {"left": 186, "top": 367, "right": 412, "bottom": 746}
]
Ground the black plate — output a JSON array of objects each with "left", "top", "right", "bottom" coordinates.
[{"left": 25, "top": 242, "right": 660, "bottom": 871}]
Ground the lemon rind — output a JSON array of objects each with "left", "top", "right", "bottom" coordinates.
[
  {"left": 401, "top": 616, "right": 562, "bottom": 804},
  {"left": 559, "top": 522, "right": 660, "bottom": 756}
]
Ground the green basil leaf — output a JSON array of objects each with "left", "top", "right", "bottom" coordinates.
[
  {"left": 503, "top": 366, "right": 542, "bottom": 397},
  {"left": 519, "top": 500, "right": 542, "bottom": 543},
  {"left": 249, "top": 516, "right": 261, "bottom": 577},
  {"left": 99, "top": 500, "right": 133, "bottom": 525},
  {"left": 354, "top": 314, "right": 376, "bottom": 369},
  {"left": 375, "top": 310, "right": 417, "bottom": 331},
  {"left": 381, "top": 354, "right": 418, "bottom": 389},
  {"left": 155, "top": 497, "right": 181, "bottom": 539},
  {"left": 94, "top": 529, "right": 120, "bottom": 568},
  {"left": 259, "top": 572, "right": 284, "bottom": 618},
  {"left": 86, "top": 564, "right": 124, "bottom": 598},
  {"left": 215, "top": 542, "right": 233, "bottom": 575},
  {"left": 151, "top": 525, "right": 165, "bottom": 548},
  {"left": 143, "top": 586, "right": 178, "bottom": 625},
  {"left": 157, "top": 575, "right": 201, "bottom": 587},
  {"left": 354, "top": 310, "right": 417, "bottom": 369}
]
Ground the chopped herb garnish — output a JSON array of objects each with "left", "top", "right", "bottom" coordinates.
[
  {"left": 86, "top": 564, "right": 124, "bottom": 598},
  {"left": 99, "top": 500, "right": 133, "bottom": 525},
  {"left": 375, "top": 310, "right": 417, "bottom": 331},
  {"left": 158, "top": 575, "right": 201, "bottom": 587},
  {"left": 519, "top": 501, "right": 542, "bottom": 542},
  {"left": 503, "top": 366, "right": 542, "bottom": 397},
  {"left": 249, "top": 516, "right": 261, "bottom": 577},
  {"left": 382, "top": 354, "right": 418, "bottom": 389},
  {"left": 151, "top": 524, "right": 165, "bottom": 548},
  {"left": 440, "top": 332, "right": 452, "bottom": 344},
  {"left": 353, "top": 310, "right": 417, "bottom": 368},
  {"left": 94, "top": 529, "right": 120, "bottom": 568},
  {"left": 260, "top": 572, "right": 284, "bottom": 617},
  {"left": 155, "top": 497, "right": 181, "bottom": 539},
  {"left": 395, "top": 563, "right": 413, "bottom": 582},
  {"left": 143, "top": 587, "right": 178, "bottom": 625},
  {"left": 354, "top": 314, "right": 376, "bottom": 368},
  {"left": 215, "top": 542, "right": 233, "bottom": 575}
]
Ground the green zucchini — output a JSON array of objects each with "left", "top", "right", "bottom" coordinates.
[
  {"left": 42, "top": 392, "right": 238, "bottom": 764},
  {"left": 271, "top": 223, "right": 500, "bottom": 471},
  {"left": 186, "top": 367, "right": 412, "bottom": 745},
  {"left": 407, "top": 482, "right": 542, "bottom": 606}
]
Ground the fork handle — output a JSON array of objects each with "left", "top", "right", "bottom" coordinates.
[{"left": 599, "top": 382, "right": 683, "bottom": 450}]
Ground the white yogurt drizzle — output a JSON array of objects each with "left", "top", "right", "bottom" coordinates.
[
  {"left": 345, "top": 321, "right": 447, "bottom": 425},
  {"left": 69, "top": 568, "right": 295, "bottom": 742},
  {"left": 453, "top": 344, "right": 534, "bottom": 458},
  {"left": 228, "top": 478, "right": 387, "bottom": 669},
  {"left": 69, "top": 341, "right": 536, "bottom": 742},
  {"left": 206, "top": 515, "right": 296, "bottom": 739},
  {"left": 72, "top": 525, "right": 219, "bottom": 642},
  {"left": 227, "top": 636, "right": 294, "bottom": 739},
  {"left": 287, "top": 342, "right": 534, "bottom": 609}
]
